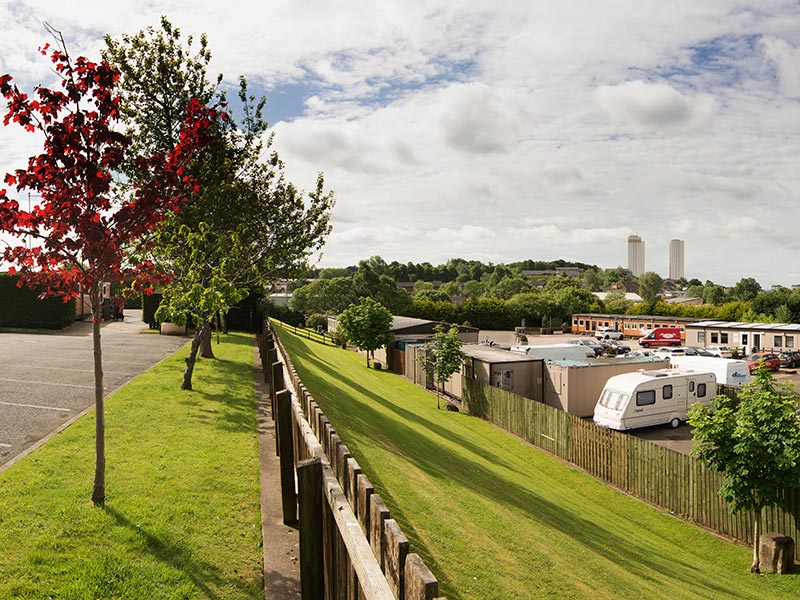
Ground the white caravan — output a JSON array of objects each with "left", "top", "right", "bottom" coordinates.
[
  {"left": 510, "top": 344, "right": 594, "bottom": 361},
  {"left": 667, "top": 355, "right": 751, "bottom": 388},
  {"left": 593, "top": 369, "right": 716, "bottom": 431}
]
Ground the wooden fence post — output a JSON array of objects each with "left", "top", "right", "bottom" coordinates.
[
  {"left": 384, "top": 519, "right": 409, "bottom": 599},
  {"left": 271, "top": 361, "right": 284, "bottom": 455},
  {"left": 297, "top": 457, "right": 324, "bottom": 600},
  {"left": 276, "top": 389, "right": 297, "bottom": 524},
  {"left": 404, "top": 553, "right": 438, "bottom": 600},
  {"left": 369, "top": 494, "right": 390, "bottom": 571}
]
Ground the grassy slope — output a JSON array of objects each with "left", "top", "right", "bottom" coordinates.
[
  {"left": 0, "top": 333, "right": 262, "bottom": 599},
  {"left": 274, "top": 322, "right": 800, "bottom": 600}
]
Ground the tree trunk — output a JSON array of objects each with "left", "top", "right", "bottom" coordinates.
[
  {"left": 199, "top": 320, "right": 215, "bottom": 359},
  {"left": 751, "top": 507, "right": 762, "bottom": 573},
  {"left": 220, "top": 311, "right": 228, "bottom": 335},
  {"left": 90, "top": 295, "right": 105, "bottom": 506},
  {"left": 182, "top": 321, "right": 205, "bottom": 391}
]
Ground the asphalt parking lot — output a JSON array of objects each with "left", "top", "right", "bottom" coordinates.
[{"left": 0, "top": 310, "right": 189, "bottom": 468}]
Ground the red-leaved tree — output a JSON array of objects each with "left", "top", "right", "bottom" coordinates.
[{"left": 0, "top": 33, "right": 217, "bottom": 506}]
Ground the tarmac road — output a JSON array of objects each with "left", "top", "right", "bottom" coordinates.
[{"left": 0, "top": 310, "right": 189, "bottom": 468}]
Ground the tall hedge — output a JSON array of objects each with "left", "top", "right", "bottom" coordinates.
[
  {"left": 0, "top": 273, "right": 76, "bottom": 329},
  {"left": 142, "top": 290, "right": 262, "bottom": 332}
]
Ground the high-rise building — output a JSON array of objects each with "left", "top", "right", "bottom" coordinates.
[
  {"left": 627, "top": 235, "right": 645, "bottom": 277},
  {"left": 669, "top": 239, "right": 685, "bottom": 280}
]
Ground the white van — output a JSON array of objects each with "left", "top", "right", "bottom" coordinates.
[
  {"left": 667, "top": 355, "right": 751, "bottom": 388},
  {"left": 593, "top": 369, "right": 716, "bottom": 431},
  {"left": 510, "top": 343, "right": 594, "bottom": 361}
]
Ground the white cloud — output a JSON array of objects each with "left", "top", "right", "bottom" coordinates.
[
  {"left": 761, "top": 36, "right": 800, "bottom": 97},
  {"left": 594, "top": 80, "right": 717, "bottom": 131}
]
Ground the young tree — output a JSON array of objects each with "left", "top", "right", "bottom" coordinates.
[
  {"left": 420, "top": 325, "right": 465, "bottom": 409},
  {"left": 688, "top": 368, "right": 800, "bottom": 572},
  {"left": 337, "top": 297, "right": 393, "bottom": 367},
  {"left": 0, "top": 34, "right": 213, "bottom": 505}
]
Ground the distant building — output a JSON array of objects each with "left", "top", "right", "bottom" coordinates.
[
  {"left": 627, "top": 235, "right": 645, "bottom": 277},
  {"left": 669, "top": 239, "right": 685, "bottom": 280}
]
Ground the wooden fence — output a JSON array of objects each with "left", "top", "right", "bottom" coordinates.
[
  {"left": 462, "top": 378, "right": 800, "bottom": 560},
  {"left": 259, "top": 321, "right": 447, "bottom": 599}
]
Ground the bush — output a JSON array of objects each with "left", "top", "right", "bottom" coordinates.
[
  {"left": 0, "top": 273, "right": 75, "bottom": 329},
  {"left": 305, "top": 313, "right": 328, "bottom": 331}
]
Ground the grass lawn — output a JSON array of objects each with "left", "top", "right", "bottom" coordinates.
[
  {"left": 273, "top": 322, "right": 800, "bottom": 600},
  {"left": 0, "top": 333, "right": 262, "bottom": 599}
]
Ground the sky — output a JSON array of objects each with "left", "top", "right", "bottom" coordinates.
[{"left": 1, "top": 1, "right": 800, "bottom": 288}]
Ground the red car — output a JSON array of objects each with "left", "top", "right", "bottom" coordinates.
[{"left": 745, "top": 353, "right": 781, "bottom": 373}]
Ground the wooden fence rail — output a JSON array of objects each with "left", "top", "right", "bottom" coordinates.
[
  {"left": 260, "top": 320, "right": 447, "bottom": 600},
  {"left": 462, "top": 377, "right": 800, "bottom": 561}
]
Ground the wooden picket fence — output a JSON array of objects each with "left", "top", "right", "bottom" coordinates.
[
  {"left": 259, "top": 321, "right": 447, "bottom": 600},
  {"left": 461, "top": 378, "right": 800, "bottom": 560}
]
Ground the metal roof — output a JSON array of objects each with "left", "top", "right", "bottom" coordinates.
[
  {"left": 689, "top": 320, "right": 800, "bottom": 332},
  {"left": 462, "top": 344, "right": 542, "bottom": 363}
]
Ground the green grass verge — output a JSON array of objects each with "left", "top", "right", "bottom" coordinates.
[
  {"left": 273, "top": 322, "right": 800, "bottom": 600},
  {"left": 0, "top": 333, "right": 262, "bottom": 599}
]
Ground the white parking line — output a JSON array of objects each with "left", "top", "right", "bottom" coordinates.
[
  {"left": 0, "top": 400, "right": 73, "bottom": 412},
  {"left": 0, "top": 443, "right": 12, "bottom": 448},
  {"left": 0, "top": 378, "right": 94, "bottom": 390}
]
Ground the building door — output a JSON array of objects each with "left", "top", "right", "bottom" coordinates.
[
  {"left": 753, "top": 334, "right": 761, "bottom": 352},
  {"left": 742, "top": 334, "right": 748, "bottom": 353}
]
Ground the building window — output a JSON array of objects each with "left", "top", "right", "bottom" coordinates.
[
  {"left": 697, "top": 383, "right": 707, "bottom": 398},
  {"left": 636, "top": 390, "right": 656, "bottom": 406},
  {"left": 646, "top": 324, "right": 652, "bottom": 330},
  {"left": 573, "top": 319, "right": 578, "bottom": 326},
  {"left": 679, "top": 326, "right": 685, "bottom": 332},
  {"left": 697, "top": 331, "right": 705, "bottom": 343},
  {"left": 787, "top": 336, "right": 795, "bottom": 349},
  {"left": 711, "top": 332, "right": 719, "bottom": 343},
  {"left": 775, "top": 335, "right": 783, "bottom": 347},
  {"left": 720, "top": 333, "right": 728, "bottom": 344},
  {"left": 579, "top": 320, "right": 584, "bottom": 326},
  {"left": 663, "top": 385, "right": 673, "bottom": 400}
]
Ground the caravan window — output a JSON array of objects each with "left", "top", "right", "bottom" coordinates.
[
  {"left": 636, "top": 390, "right": 656, "bottom": 406},
  {"left": 688, "top": 381, "right": 695, "bottom": 392},
  {"left": 599, "top": 390, "right": 629, "bottom": 411},
  {"left": 663, "top": 385, "right": 673, "bottom": 400},
  {"left": 697, "top": 383, "right": 707, "bottom": 398}
]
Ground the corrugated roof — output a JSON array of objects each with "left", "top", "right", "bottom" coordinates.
[{"left": 462, "top": 344, "right": 542, "bottom": 363}]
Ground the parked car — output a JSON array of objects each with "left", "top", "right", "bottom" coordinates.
[
  {"left": 594, "top": 327, "right": 624, "bottom": 341},
  {"left": 686, "top": 346, "right": 716, "bottom": 357},
  {"left": 602, "top": 340, "right": 631, "bottom": 355},
  {"left": 653, "top": 346, "right": 698, "bottom": 356},
  {"left": 745, "top": 352, "right": 781, "bottom": 373},
  {"left": 705, "top": 346, "right": 733, "bottom": 358},
  {"left": 567, "top": 338, "right": 604, "bottom": 356},
  {"left": 778, "top": 351, "right": 800, "bottom": 368}
]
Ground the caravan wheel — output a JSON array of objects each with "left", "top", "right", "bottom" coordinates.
[{"left": 670, "top": 417, "right": 680, "bottom": 429}]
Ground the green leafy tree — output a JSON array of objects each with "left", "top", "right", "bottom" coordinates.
[
  {"left": 638, "top": 271, "right": 663, "bottom": 305},
  {"left": 338, "top": 297, "right": 393, "bottom": 367},
  {"left": 107, "top": 19, "right": 332, "bottom": 389},
  {"left": 419, "top": 325, "right": 466, "bottom": 409},
  {"left": 703, "top": 284, "right": 726, "bottom": 305},
  {"left": 688, "top": 368, "right": 800, "bottom": 572},
  {"left": 774, "top": 304, "right": 793, "bottom": 324},
  {"left": 153, "top": 221, "right": 251, "bottom": 389},
  {"left": 490, "top": 275, "right": 532, "bottom": 299},
  {"left": 290, "top": 277, "right": 355, "bottom": 314},
  {"left": 732, "top": 277, "right": 762, "bottom": 302}
]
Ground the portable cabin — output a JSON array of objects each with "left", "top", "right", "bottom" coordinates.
[{"left": 593, "top": 369, "right": 716, "bottom": 431}]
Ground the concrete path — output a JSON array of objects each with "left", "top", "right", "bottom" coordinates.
[
  {"left": 0, "top": 309, "right": 188, "bottom": 469},
  {"left": 254, "top": 345, "right": 301, "bottom": 598}
]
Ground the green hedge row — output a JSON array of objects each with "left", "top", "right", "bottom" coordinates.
[
  {"left": 0, "top": 274, "right": 76, "bottom": 329},
  {"left": 142, "top": 291, "right": 262, "bottom": 332}
]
